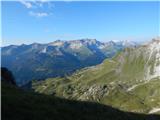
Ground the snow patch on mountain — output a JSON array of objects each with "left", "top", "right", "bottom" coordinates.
[{"left": 111, "top": 40, "right": 137, "bottom": 47}]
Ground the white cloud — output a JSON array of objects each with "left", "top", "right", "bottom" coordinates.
[
  {"left": 19, "top": 0, "right": 54, "bottom": 18},
  {"left": 19, "top": 0, "right": 32, "bottom": 9},
  {"left": 19, "top": 0, "right": 54, "bottom": 9},
  {"left": 29, "top": 11, "right": 49, "bottom": 17}
]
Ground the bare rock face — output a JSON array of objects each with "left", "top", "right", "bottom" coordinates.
[
  {"left": 144, "top": 39, "right": 160, "bottom": 80},
  {"left": 77, "top": 85, "right": 108, "bottom": 102}
]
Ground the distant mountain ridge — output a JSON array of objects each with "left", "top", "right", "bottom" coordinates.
[{"left": 2, "top": 39, "right": 136, "bottom": 86}]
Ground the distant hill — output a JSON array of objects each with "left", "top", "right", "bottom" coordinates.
[
  {"left": 2, "top": 39, "right": 136, "bottom": 86},
  {"left": 1, "top": 67, "right": 16, "bottom": 85},
  {"left": 33, "top": 39, "right": 160, "bottom": 114}
]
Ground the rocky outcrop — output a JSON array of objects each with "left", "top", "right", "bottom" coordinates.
[
  {"left": 78, "top": 85, "right": 108, "bottom": 102},
  {"left": 1, "top": 67, "right": 16, "bottom": 85}
]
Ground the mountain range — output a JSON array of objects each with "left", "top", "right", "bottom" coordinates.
[
  {"left": 32, "top": 38, "right": 160, "bottom": 114},
  {"left": 2, "top": 39, "right": 136, "bottom": 86}
]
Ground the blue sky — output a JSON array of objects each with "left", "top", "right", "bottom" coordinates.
[{"left": 2, "top": 1, "right": 159, "bottom": 46}]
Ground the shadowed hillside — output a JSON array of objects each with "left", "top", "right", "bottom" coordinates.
[
  {"left": 1, "top": 67, "right": 16, "bottom": 85},
  {"left": 1, "top": 67, "right": 160, "bottom": 120},
  {"left": 2, "top": 82, "right": 160, "bottom": 120}
]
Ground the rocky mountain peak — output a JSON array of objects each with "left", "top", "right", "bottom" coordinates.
[
  {"left": 49, "top": 40, "right": 65, "bottom": 47},
  {"left": 148, "top": 39, "right": 160, "bottom": 49}
]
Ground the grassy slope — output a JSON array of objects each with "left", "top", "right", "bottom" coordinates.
[{"left": 32, "top": 46, "right": 160, "bottom": 113}]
